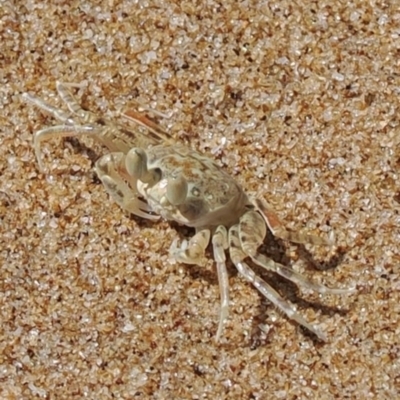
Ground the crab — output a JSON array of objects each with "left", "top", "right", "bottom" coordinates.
[{"left": 23, "top": 82, "right": 355, "bottom": 341}]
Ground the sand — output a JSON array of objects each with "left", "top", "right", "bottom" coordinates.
[{"left": 1, "top": 0, "right": 399, "bottom": 398}]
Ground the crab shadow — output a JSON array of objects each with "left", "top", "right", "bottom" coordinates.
[{"left": 65, "top": 137, "right": 100, "bottom": 167}]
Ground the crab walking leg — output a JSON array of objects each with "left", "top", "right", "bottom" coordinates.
[
  {"left": 237, "top": 210, "right": 355, "bottom": 295},
  {"left": 22, "top": 90, "right": 102, "bottom": 171},
  {"left": 251, "top": 253, "right": 356, "bottom": 295},
  {"left": 95, "top": 152, "right": 159, "bottom": 220},
  {"left": 254, "top": 197, "right": 334, "bottom": 246},
  {"left": 170, "top": 229, "right": 211, "bottom": 265},
  {"left": 229, "top": 225, "right": 327, "bottom": 341},
  {"left": 238, "top": 209, "right": 266, "bottom": 256},
  {"left": 212, "top": 226, "right": 229, "bottom": 342},
  {"left": 125, "top": 99, "right": 174, "bottom": 120},
  {"left": 122, "top": 109, "right": 174, "bottom": 144},
  {"left": 237, "top": 260, "right": 327, "bottom": 341},
  {"left": 22, "top": 92, "right": 73, "bottom": 122},
  {"left": 55, "top": 81, "right": 89, "bottom": 117},
  {"left": 31, "top": 125, "right": 96, "bottom": 172}
]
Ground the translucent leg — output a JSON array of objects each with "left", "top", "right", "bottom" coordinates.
[
  {"left": 212, "top": 226, "right": 229, "bottom": 342},
  {"left": 122, "top": 109, "right": 174, "bottom": 144},
  {"left": 229, "top": 224, "right": 328, "bottom": 341},
  {"left": 235, "top": 259, "right": 327, "bottom": 341},
  {"left": 23, "top": 86, "right": 99, "bottom": 172},
  {"left": 32, "top": 124, "right": 95, "bottom": 172},
  {"left": 170, "top": 229, "right": 211, "bottom": 265},
  {"left": 251, "top": 252, "right": 356, "bottom": 295},
  {"left": 22, "top": 92, "right": 72, "bottom": 122},
  {"left": 56, "top": 81, "right": 89, "bottom": 118},
  {"left": 238, "top": 209, "right": 266, "bottom": 256},
  {"left": 254, "top": 197, "right": 333, "bottom": 246}
]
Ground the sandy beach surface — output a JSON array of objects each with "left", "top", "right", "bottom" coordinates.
[{"left": 1, "top": 1, "right": 399, "bottom": 398}]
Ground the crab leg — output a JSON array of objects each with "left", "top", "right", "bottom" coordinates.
[
  {"left": 254, "top": 197, "right": 333, "bottom": 246},
  {"left": 229, "top": 224, "right": 328, "bottom": 340},
  {"left": 170, "top": 229, "right": 211, "bottom": 266},
  {"left": 22, "top": 91, "right": 73, "bottom": 122},
  {"left": 55, "top": 81, "right": 89, "bottom": 117},
  {"left": 212, "top": 226, "right": 229, "bottom": 342},
  {"left": 251, "top": 253, "right": 356, "bottom": 295},
  {"left": 29, "top": 124, "right": 97, "bottom": 172},
  {"left": 236, "top": 258, "right": 327, "bottom": 341}
]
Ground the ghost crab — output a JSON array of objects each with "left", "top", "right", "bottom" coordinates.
[{"left": 23, "top": 82, "right": 355, "bottom": 341}]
